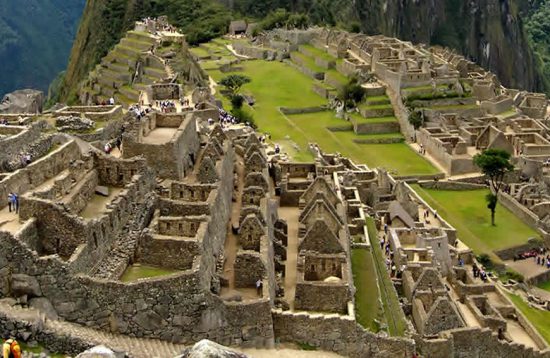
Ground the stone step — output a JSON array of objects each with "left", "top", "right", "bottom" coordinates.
[{"left": 0, "top": 300, "right": 185, "bottom": 358}]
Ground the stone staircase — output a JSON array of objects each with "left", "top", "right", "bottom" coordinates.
[{"left": 0, "top": 300, "right": 186, "bottom": 358}]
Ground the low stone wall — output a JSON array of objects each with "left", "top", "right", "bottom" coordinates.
[
  {"left": 418, "top": 181, "right": 486, "bottom": 191},
  {"left": 353, "top": 137, "right": 404, "bottom": 144},
  {"left": 0, "top": 309, "right": 94, "bottom": 356},
  {"left": 0, "top": 140, "right": 80, "bottom": 208},
  {"left": 353, "top": 120, "right": 400, "bottom": 135},
  {"left": 54, "top": 105, "right": 123, "bottom": 122},
  {"left": 493, "top": 239, "right": 544, "bottom": 261},
  {"left": 359, "top": 107, "right": 395, "bottom": 118},
  {"left": 272, "top": 309, "right": 415, "bottom": 357},
  {"left": 279, "top": 106, "right": 326, "bottom": 115}
]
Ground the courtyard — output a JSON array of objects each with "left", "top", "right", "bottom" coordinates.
[{"left": 411, "top": 185, "right": 541, "bottom": 258}]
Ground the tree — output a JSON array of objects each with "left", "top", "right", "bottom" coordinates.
[
  {"left": 408, "top": 109, "right": 423, "bottom": 130},
  {"left": 338, "top": 77, "right": 366, "bottom": 109},
  {"left": 473, "top": 149, "right": 514, "bottom": 226},
  {"left": 219, "top": 75, "right": 251, "bottom": 98}
]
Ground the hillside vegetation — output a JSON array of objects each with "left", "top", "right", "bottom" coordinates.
[
  {"left": 60, "top": 0, "right": 548, "bottom": 102},
  {"left": 0, "top": 0, "right": 85, "bottom": 96},
  {"left": 525, "top": 0, "right": 550, "bottom": 95}
]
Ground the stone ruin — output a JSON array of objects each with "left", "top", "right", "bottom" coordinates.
[{"left": 1, "top": 20, "right": 550, "bottom": 358}]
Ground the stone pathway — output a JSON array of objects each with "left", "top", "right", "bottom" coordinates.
[
  {"left": 0, "top": 300, "right": 186, "bottom": 358},
  {"left": 279, "top": 206, "right": 300, "bottom": 310}
]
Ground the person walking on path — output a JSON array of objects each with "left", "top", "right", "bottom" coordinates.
[
  {"left": 13, "top": 193, "right": 19, "bottom": 214},
  {"left": 7, "top": 193, "right": 14, "bottom": 213}
]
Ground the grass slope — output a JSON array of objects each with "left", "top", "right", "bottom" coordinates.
[
  {"left": 351, "top": 248, "right": 383, "bottom": 332},
  {"left": 508, "top": 293, "right": 550, "bottom": 344},
  {"left": 208, "top": 59, "right": 438, "bottom": 175},
  {"left": 411, "top": 185, "right": 540, "bottom": 257}
]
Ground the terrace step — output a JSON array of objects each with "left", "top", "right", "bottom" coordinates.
[{"left": 0, "top": 300, "right": 186, "bottom": 357}]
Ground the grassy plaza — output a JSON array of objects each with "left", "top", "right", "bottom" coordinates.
[
  {"left": 206, "top": 59, "right": 438, "bottom": 175},
  {"left": 411, "top": 185, "right": 540, "bottom": 257}
]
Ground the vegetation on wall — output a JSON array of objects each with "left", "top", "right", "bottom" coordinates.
[{"left": 525, "top": 0, "right": 550, "bottom": 94}]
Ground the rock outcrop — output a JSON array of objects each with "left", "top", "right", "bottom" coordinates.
[
  {"left": 0, "top": 89, "right": 43, "bottom": 114},
  {"left": 178, "top": 340, "right": 248, "bottom": 358}
]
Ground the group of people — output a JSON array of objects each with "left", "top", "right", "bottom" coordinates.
[
  {"left": 157, "top": 100, "right": 176, "bottom": 113},
  {"left": 472, "top": 263, "right": 489, "bottom": 282},
  {"left": 218, "top": 108, "right": 239, "bottom": 127},
  {"left": 97, "top": 97, "right": 115, "bottom": 106},
  {"left": 129, "top": 104, "right": 151, "bottom": 121},
  {"left": 0, "top": 119, "right": 10, "bottom": 125},
  {"left": 7, "top": 192, "right": 19, "bottom": 214}
]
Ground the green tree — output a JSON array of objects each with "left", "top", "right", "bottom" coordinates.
[
  {"left": 338, "top": 77, "right": 366, "bottom": 109},
  {"left": 473, "top": 149, "right": 514, "bottom": 226},
  {"left": 408, "top": 109, "right": 423, "bottom": 130},
  {"left": 219, "top": 74, "right": 251, "bottom": 97}
]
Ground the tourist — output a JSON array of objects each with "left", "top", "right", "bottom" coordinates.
[
  {"left": 458, "top": 258, "right": 464, "bottom": 267},
  {"left": 274, "top": 144, "right": 280, "bottom": 154},
  {"left": 546, "top": 259, "right": 550, "bottom": 269},
  {"left": 380, "top": 237, "right": 385, "bottom": 249},
  {"left": 472, "top": 263, "right": 479, "bottom": 278},
  {"left": 7, "top": 193, "right": 14, "bottom": 213},
  {"left": 2, "top": 337, "right": 21, "bottom": 358},
  {"left": 537, "top": 256, "right": 541, "bottom": 265},
  {"left": 13, "top": 194, "right": 19, "bottom": 214},
  {"left": 256, "top": 279, "right": 263, "bottom": 296},
  {"left": 109, "top": 97, "right": 115, "bottom": 105},
  {"left": 384, "top": 223, "right": 388, "bottom": 234},
  {"left": 104, "top": 142, "right": 112, "bottom": 154}
]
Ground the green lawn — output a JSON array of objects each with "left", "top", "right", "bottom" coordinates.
[
  {"left": 206, "top": 59, "right": 438, "bottom": 175},
  {"left": 121, "top": 264, "right": 179, "bottom": 282},
  {"left": 508, "top": 293, "right": 550, "bottom": 344},
  {"left": 291, "top": 51, "right": 325, "bottom": 73},
  {"left": 351, "top": 248, "right": 384, "bottom": 332},
  {"left": 366, "top": 218, "right": 407, "bottom": 336},
  {"left": 411, "top": 185, "right": 540, "bottom": 257},
  {"left": 537, "top": 281, "right": 550, "bottom": 292},
  {"left": 289, "top": 112, "right": 438, "bottom": 175},
  {"left": 300, "top": 44, "right": 336, "bottom": 61}
]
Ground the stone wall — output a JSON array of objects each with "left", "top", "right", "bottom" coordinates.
[
  {"left": 498, "top": 192, "right": 548, "bottom": 240},
  {"left": 123, "top": 113, "right": 199, "bottom": 180},
  {"left": 353, "top": 120, "right": 400, "bottom": 135},
  {"left": 0, "top": 121, "right": 48, "bottom": 170},
  {"left": 272, "top": 309, "right": 415, "bottom": 357},
  {"left": 294, "top": 282, "right": 350, "bottom": 313},
  {"left": 0, "top": 140, "right": 81, "bottom": 208},
  {"left": 234, "top": 251, "right": 266, "bottom": 288}
]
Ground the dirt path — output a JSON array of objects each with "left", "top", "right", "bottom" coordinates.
[{"left": 278, "top": 206, "right": 300, "bottom": 310}]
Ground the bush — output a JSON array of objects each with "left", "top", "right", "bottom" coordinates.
[
  {"left": 338, "top": 77, "right": 366, "bottom": 109},
  {"left": 501, "top": 269, "right": 525, "bottom": 283},
  {"left": 476, "top": 253, "right": 494, "bottom": 270},
  {"left": 231, "top": 108, "right": 256, "bottom": 128},
  {"left": 231, "top": 94, "right": 244, "bottom": 109}
]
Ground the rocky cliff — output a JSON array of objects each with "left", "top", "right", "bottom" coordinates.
[
  {"left": 354, "top": 0, "right": 541, "bottom": 93},
  {"left": 59, "top": 0, "right": 544, "bottom": 102}
]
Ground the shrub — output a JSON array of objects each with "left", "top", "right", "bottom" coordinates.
[
  {"left": 230, "top": 94, "right": 244, "bottom": 109},
  {"left": 476, "top": 253, "right": 494, "bottom": 270}
]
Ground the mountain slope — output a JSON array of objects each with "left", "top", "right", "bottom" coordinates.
[
  {"left": 60, "top": 0, "right": 546, "bottom": 102},
  {"left": 0, "top": 0, "right": 85, "bottom": 96}
]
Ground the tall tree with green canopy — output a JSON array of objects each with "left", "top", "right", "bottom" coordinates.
[{"left": 473, "top": 149, "right": 514, "bottom": 226}]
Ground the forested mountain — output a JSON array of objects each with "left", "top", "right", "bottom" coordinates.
[
  {"left": 0, "top": 0, "right": 85, "bottom": 97},
  {"left": 59, "top": 0, "right": 550, "bottom": 102}
]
